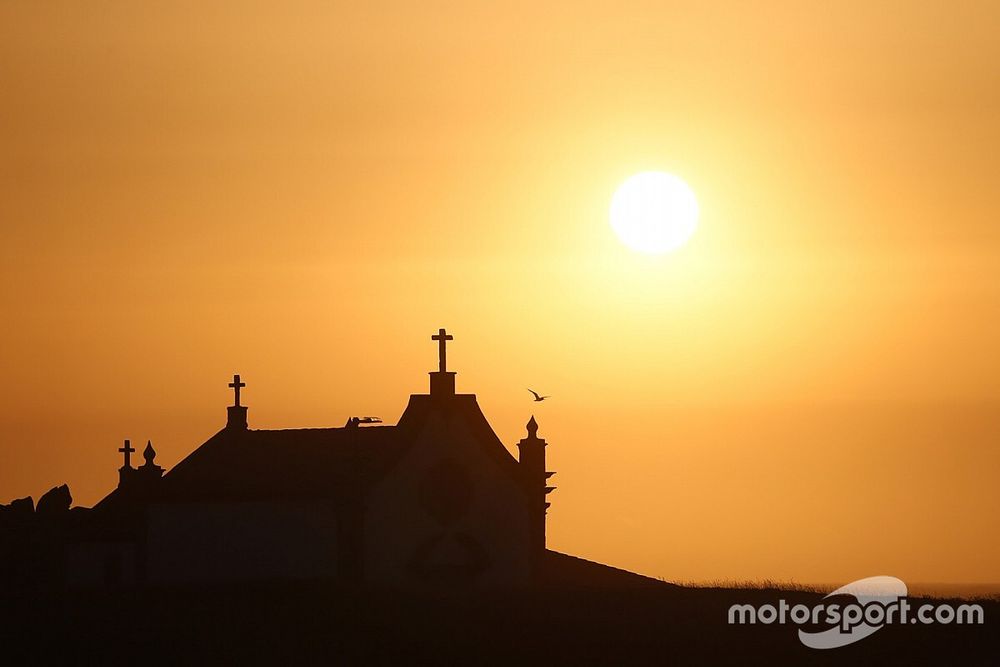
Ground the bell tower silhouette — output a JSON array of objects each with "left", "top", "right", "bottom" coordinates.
[{"left": 517, "top": 416, "right": 555, "bottom": 553}]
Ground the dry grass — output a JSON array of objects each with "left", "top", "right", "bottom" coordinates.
[{"left": 674, "top": 578, "right": 826, "bottom": 593}]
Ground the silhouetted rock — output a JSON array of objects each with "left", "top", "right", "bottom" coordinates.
[
  {"left": 36, "top": 485, "right": 71, "bottom": 515},
  {"left": 5, "top": 496, "right": 34, "bottom": 515}
]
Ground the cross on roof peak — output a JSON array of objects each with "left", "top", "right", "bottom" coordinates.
[
  {"left": 431, "top": 328, "right": 454, "bottom": 373},
  {"left": 118, "top": 439, "right": 135, "bottom": 469},
  {"left": 228, "top": 374, "right": 246, "bottom": 407}
]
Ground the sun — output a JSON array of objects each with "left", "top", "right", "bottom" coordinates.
[{"left": 610, "top": 171, "right": 699, "bottom": 254}]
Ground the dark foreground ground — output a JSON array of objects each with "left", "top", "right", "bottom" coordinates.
[{"left": 1, "top": 581, "right": 996, "bottom": 666}]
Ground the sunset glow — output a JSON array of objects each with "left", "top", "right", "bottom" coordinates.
[{"left": 2, "top": 1, "right": 999, "bottom": 589}]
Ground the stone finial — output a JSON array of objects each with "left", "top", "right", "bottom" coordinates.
[
  {"left": 526, "top": 415, "right": 539, "bottom": 437},
  {"left": 142, "top": 440, "right": 156, "bottom": 467}
]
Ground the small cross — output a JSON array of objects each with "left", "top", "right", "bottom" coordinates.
[
  {"left": 118, "top": 439, "right": 135, "bottom": 469},
  {"left": 229, "top": 374, "right": 246, "bottom": 407},
  {"left": 431, "top": 328, "right": 453, "bottom": 373}
]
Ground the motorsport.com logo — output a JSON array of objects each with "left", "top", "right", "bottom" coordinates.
[{"left": 727, "top": 576, "right": 985, "bottom": 649}]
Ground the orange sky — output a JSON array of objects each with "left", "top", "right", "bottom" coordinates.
[{"left": 2, "top": 1, "right": 999, "bottom": 584}]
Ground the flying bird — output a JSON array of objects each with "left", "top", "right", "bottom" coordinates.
[{"left": 527, "top": 389, "right": 550, "bottom": 402}]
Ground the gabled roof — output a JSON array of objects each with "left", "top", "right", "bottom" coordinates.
[
  {"left": 96, "top": 391, "right": 528, "bottom": 510},
  {"left": 157, "top": 424, "right": 404, "bottom": 503}
]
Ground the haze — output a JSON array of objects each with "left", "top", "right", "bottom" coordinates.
[{"left": 2, "top": 1, "right": 999, "bottom": 584}]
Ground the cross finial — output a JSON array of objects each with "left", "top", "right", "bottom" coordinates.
[
  {"left": 118, "top": 439, "right": 136, "bottom": 469},
  {"left": 431, "top": 328, "right": 454, "bottom": 373},
  {"left": 228, "top": 374, "right": 246, "bottom": 407}
]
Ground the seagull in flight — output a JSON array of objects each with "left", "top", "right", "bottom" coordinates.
[{"left": 527, "top": 389, "right": 550, "bottom": 402}]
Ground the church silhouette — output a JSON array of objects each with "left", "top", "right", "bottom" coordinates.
[
  {"left": 4, "top": 330, "right": 997, "bottom": 666},
  {"left": 1, "top": 329, "right": 658, "bottom": 592}
]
